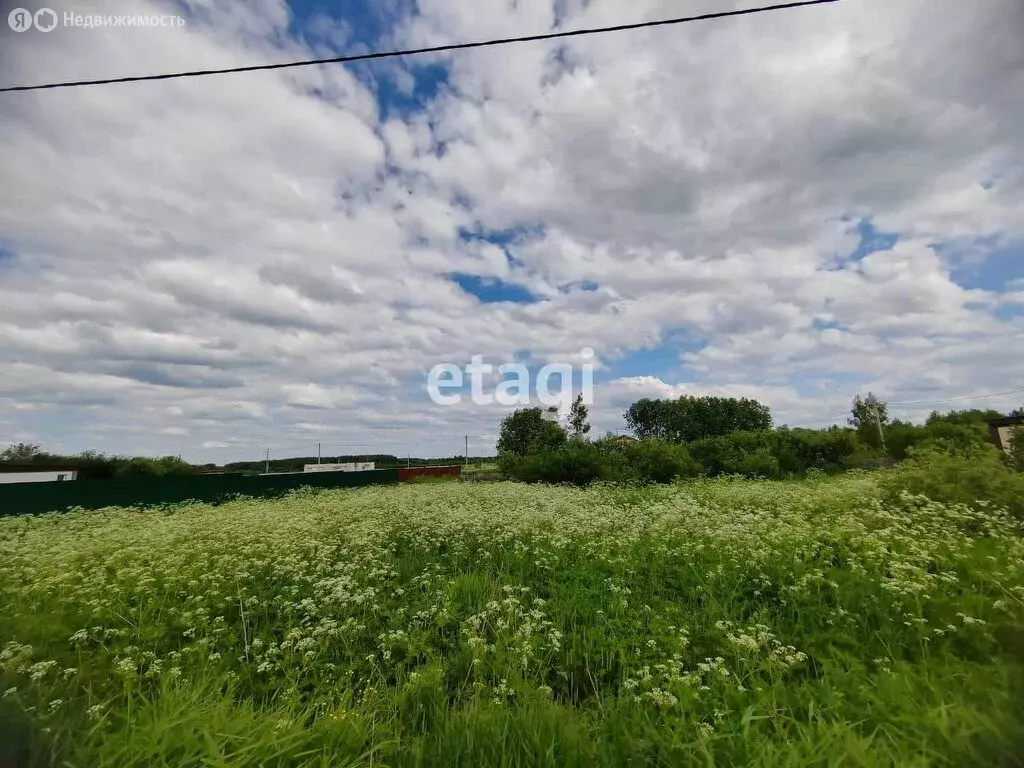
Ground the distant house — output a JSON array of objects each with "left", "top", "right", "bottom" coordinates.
[
  {"left": 988, "top": 416, "right": 1023, "bottom": 454},
  {"left": 0, "top": 470, "right": 77, "bottom": 484}
]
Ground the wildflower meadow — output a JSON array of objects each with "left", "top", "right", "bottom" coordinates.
[{"left": 1, "top": 475, "right": 1022, "bottom": 766}]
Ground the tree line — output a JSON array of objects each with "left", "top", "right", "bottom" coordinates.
[
  {"left": 496, "top": 393, "right": 1022, "bottom": 486},
  {"left": 0, "top": 445, "right": 493, "bottom": 480},
  {"left": 0, "top": 445, "right": 196, "bottom": 480}
]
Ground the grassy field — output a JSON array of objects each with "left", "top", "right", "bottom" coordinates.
[
  {"left": 460, "top": 461, "right": 500, "bottom": 476},
  {"left": 1, "top": 476, "right": 1022, "bottom": 767}
]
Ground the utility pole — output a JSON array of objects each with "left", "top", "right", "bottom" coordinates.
[
  {"left": 873, "top": 405, "right": 887, "bottom": 457},
  {"left": 317, "top": 443, "right": 321, "bottom": 465},
  {"left": 464, "top": 435, "right": 469, "bottom": 466},
  {"left": 265, "top": 448, "right": 270, "bottom": 474}
]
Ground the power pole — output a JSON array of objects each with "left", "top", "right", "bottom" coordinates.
[
  {"left": 873, "top": 405, "right": 887, "bottom": 457},
  {"left": 317, "top": 443, "right": 321, "bottom": 465},
  {"left": 464, "top": 435, "right": 469, "bottom": 466},
  {"left": 265, "top": 448, "right": 270, "bottom": 474}
]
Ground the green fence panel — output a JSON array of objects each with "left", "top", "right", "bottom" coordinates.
[{"left": 0, "top": 469, "right": 399, "bottom": 517}]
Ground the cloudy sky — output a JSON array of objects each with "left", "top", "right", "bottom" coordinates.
[{"left": 1, "top": 0, "right": 1022, "bottom": 462}]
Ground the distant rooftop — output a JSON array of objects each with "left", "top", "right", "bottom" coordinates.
[{"left": 988, "top": 415, "right": 1024, "bottom": 428}]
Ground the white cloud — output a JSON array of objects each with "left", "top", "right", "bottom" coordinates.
[
  {"left": 0, "top": 0, "right": 1021, "bottom": 460},
  {"left": 281, "top": 383, "right": 364, "bottom": 409}
]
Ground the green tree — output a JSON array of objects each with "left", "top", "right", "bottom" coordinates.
[
  {"left": 622, "top": 398, "right": 668, "bottom": 439},
  {"left": 849, "top": 393, "right": 889, "bottom": 450},
  {"left": 568, "top": 394, "right": 591, "bottom": 438},
  {"left": 884, "top": 420, "right": 927, "bottom": 460},
  {"left": 0, "top": 442, "right": 43, "bottom": 462},
  {"left": 925, "top": 409, "right": 1004, "bottom": 427},
  {"left": 496, "top": 408, "right": 567, "bottom": 458},
  {"left": 624, "top": 396, "right": 772, "bottom": 443}
]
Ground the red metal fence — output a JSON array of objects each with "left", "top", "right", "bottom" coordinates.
[{"left": 397, "top": 465, "right": 462, "bottom": 482}]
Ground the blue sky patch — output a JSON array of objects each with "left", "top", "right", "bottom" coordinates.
[
  {"left": 845, "top": 218, "right": 898, "bottom": 262},
  {"left": 604, "top": 331, "right": 704, "bottom": 381},
  {"left": 450, "top": 273, "right": 539, "bottom": 304},
  {"left": 994, "top": 304, "right": 1023, "bottom": 321},
  {"left": 812, "top": 318, "right": 843, "bottom": 331},
  {"left": 283, "top": 0, "right": 444, "bottom": 120},
  {"left": 375, "top": 64, "right": 449, "bottom": 120},
  {"left": 458, "top": 224, "right": 545, "bottom": 247},
  {"left": 288, "top": 0, "right": 396, "bottom": 48},
  {"left": 943, "top": 238, "right": 1024, "bottom": 292}
]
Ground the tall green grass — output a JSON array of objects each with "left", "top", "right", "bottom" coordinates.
[{"left": 1, "top": 476, "right": 1022, "bottom": 766}]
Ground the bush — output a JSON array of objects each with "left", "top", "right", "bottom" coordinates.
[
  {"left": 0, "top": 449, "right": 199, "bottom": 480},
  {"left": 501, "top": 441, "right": 607, "bottom": 487},
  {"left": 1007, "top": 427, "right": 1023, "bottom": 473},
  {"left": 683, "top": 428, "right": 862, "bottom": 478},
  {"left": 919, "top": 421, "right": 991, "bottom": 453},
  {"left": 503, "top": 438, "right": 700, "bottom": 487},
  {"left": 616, "top": 439, "right": 700, "bottom": 484},
  {"left": 775, "top": 428, "right": 859, "bottom": 474},
  {"left": 883, "top": 422, "right": 927, "bottom": 461},
  {"left": 687, "top": 434, "right": 746, "bottom": 477},
  {"left": 736, "top": 448, "right": 780, "bottom": 479},
  {"left": 113, "top": 455, "right": 195, "bottom": 478},
  {"left": 687, "top": 431, "right": 779, "bottom": 478},
  {"left": 881, "top": 441, "right": 1024, "bottom": 518}
]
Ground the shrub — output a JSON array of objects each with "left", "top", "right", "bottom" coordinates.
[
  {"left": 504, "top": 439, "right": 700, "bottom": 487},
  {"left": 502, "top": 441, "right": 607, "bottom": 487},
  {"left": 688, "top": 431, "right": 780, "bottom": 478},
  {"left": 736, "top": 448, "right": 780, "bottom": 479},
  {"left": 883, "top": 422, "right": 927, "bottom": 461},
  {"left": 617, "top": 439, "right": 700, "bottom": 484},
  {"left": 881, "top": 441, "right": 1024, "bottom": 518},
  {"left": 775, "top": 428, "right": 859, "bottom": 474},
  {"left": 1007, "top": 427, "right": 1023, "bottom": 473},
  {"left": 113, "top": 455, "right": 195, "bottom": 478},
  {"left": 919, "top": 421, "right": 992, "bottom": 453},
  {"left": 683, "top": 428, "right": 862, "bottom": 478},
  {"left": 687, "top": 434, "right": 744, "bottom": 477}
]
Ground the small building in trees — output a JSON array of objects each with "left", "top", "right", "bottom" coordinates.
[
  {"left": 988, "top": 415, "right": 1023, "bottom": 454},
  {"left": 0, "top": 468, "right": 77, "bottom": 484}
]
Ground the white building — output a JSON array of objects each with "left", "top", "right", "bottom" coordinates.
[
  {"left": 303, "top": 462, "right": 375, "bottom": 473},
  {"left": 0, "top": 470, "right": 78, "bottom": 484}
]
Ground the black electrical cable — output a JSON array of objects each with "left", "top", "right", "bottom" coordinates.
[{"left": 0, "top": 0, "right": 839, "bottom": 93}]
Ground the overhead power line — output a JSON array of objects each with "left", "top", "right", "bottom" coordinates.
[
  {"left": 788, "top": 387, "right": 1024, "bottom": 427},
  {"left": 887, "top": 387, "right": 1024, "bottom": 407},
  {"left": 0, "top": 0, "right": 840, "bottom": 94}
]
